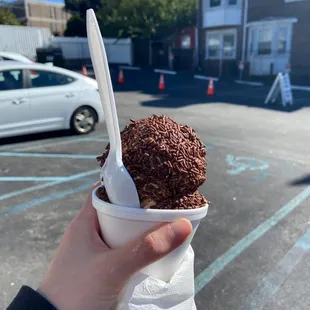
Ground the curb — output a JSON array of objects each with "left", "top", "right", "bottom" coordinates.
[
  {"left": 154, "top": 69, "right": 177, "bottom": 75},
  {"left": 194, "top": 75, "right": 219, "bottom": 82},
  {"left": 235, "top": 80, "right": 264, "bottom": 86}
]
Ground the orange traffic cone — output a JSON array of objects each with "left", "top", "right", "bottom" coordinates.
[
  {"left": 158, "top": 73, "right": 165, "bottom": 91},
  {"left": 207, "top": 78, "right": 215, "bottom": 96},
  {"left": 118, "top": 69, "right": 125, "bottom": 84},
  {"left": 82, "top": 65, "right": 88, "bottom": 76}
]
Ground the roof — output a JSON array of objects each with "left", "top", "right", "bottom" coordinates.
[
  {"left": 247, "top": 17, "right": 298, "bottom": 27},
  {"left": 0, "top": 62, "right": 84, "bottom": 79},
  {"left": 0, "top": 61, "right": 25, "bottom": 68},
  {"left": 0, "top": 51, "right": 29, "bottom": 57}
]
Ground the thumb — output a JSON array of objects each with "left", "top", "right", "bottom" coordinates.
[{"left": 116, "top": 218, "right": 192, "bottom": 278}]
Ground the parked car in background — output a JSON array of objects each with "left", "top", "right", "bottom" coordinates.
[
  {"left": 0, "top": 62, "right": 104, "bottom": 138},
  {"left": 0, "top": 51, "right": 35, "bottom": 64}
]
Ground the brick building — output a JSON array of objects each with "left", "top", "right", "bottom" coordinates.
[
  {"left": 8, "top": 0, "right": 71, "bottom": 35},
  {"left": 199, "top": 0, "right": 310, "bottom": 83}
]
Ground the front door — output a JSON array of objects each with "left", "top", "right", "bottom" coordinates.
[
  {"left": 248, "top": 23, "right": 292, "bottom": 76},
  {"left": 0, "top": 69, "right": 30, "bottom": 137},
  {"left": 152, "top": 42, "right": 168, "bottom": 68},
  {"left": 26, "top": 69, "right": 79, "bottom": 131}
]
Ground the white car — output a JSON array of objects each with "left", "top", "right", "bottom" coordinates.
[
  {"left": 0, "top": 51, "right": 35, "bottom": 64},
  {"left": 0, "top": 62, "right": 104, "bottom": 138}
]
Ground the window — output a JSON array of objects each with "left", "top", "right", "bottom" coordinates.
[
  {"left": 181, "top": 35, "right": 191, "bottom": 49},
  {"left": 28, "top": 4, "right": 31, "bottom": 16},
  {"left": 50, "top": 6, "right": 56, "bottom": 18},
  {"left": 258, "top": 28, "right": 272, "bottom": 55},
  {"left": 228, "top": 0, "right": 237, "bottom": 4},
  {"left": 277, "top": 27, "right": 288, "bottom": 54},
  {"left": 51, "top": 23, "right": 57, "bottom": 33},
  {"left": 62, "top": 10, "right": 66, "bottom": 20},
  {"left": 248, "top": 28, "right": 255, "bottom": 57},
  {"left": 223, "top": 33, "right": 235, "bottom": 57},
  {"left": 0, "top": 70, "right": 23, "bottom": 91},
  {"left": 206, "top": 30, "right": 236, "bottom": 59},
  {"left": 207, "top": 34, "right": 221, "bottom": 58},
  {"left": 29, "top": 70, "right": 75, "bottom": 88},
  {"left": 210, "top": 0, "right": 221, "bottom": 7}
]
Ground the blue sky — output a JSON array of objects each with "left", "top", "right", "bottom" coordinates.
[
  {"left": 44, "top": 0, "right": 64, "bottom": 3},
  {"left": 46, "top": 0, "right": 64, "bottom": 3},
  {"left": 4, "top": 0, "right": 64, "bottom": 3},
  {"left": 36, "top": 0, "right": 65, "bottom": 3}
]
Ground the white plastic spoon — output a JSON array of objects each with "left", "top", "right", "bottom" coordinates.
[{"left": 86, "top": 9, "right": 140, "bottom": 208}]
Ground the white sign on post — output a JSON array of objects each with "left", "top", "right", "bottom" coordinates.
[
  {"left": 265, "top": 72, "right": 293, "bottom": 107},
  {"left": 280, "top": 72, "right": 293, "bottom": 106}
]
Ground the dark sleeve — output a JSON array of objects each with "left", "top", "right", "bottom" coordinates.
[{"left": 7, "top": 286, "right": 57, "bottom": 310}]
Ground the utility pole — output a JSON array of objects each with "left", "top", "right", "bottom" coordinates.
[
  {"left": 196, "top": 0, "right": 202, "bottom": 70},
  {"left": 24, "top": 0, "right": 29, "bottom": 26},
  {"left": 240, "top": 0, "right": 249, "bottom": 80}
]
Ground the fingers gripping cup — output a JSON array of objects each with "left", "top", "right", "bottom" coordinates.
[{"left": 92, "top": 186, "right": 209, "bottom": 282}]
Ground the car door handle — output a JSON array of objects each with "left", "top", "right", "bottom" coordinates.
[
  {"left": 65, "top": 93, "right": 75, "bottom": 98},
  {"left": 12, "top": 98, "right": 28, "bottom": 105}
]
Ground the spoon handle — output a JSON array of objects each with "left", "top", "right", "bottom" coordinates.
[{"left": 86, "top": 9, "right": 122, "bottom": 161}]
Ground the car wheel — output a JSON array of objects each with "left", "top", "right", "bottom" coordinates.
[{"left": 71, "top": 107, "right": 97, "bottom": 135}]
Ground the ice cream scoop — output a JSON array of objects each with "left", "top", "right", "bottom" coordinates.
[
  {"left": 87, "top": 9, "right": 140, "bottom": 208},
  {"left": 97, "top": 115, "right": 207, "bottom": 209}
]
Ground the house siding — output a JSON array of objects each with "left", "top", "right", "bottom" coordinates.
[
  {"left": 6, "top": 0, "right": 70, "bottom": 35},
  {"left": 199, "top": 0, "right": 310, "bottom": 83},
  {"left": 201, "top": 25, "right": 243, "bottom": 78},
  {"left": 27, "top": 2, "right": 70, "bottom": 35},
  {"left": 248, "top": 0, "right": 310, "bottom": 83},
  {"left": 199, "top": 0, "right": 245, "bottom": 79}
]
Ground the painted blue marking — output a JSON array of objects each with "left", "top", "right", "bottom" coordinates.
[
  {"left": 13, "top": 133, "right": 107, "bottom": 152},
  {"left": 82, "top": 138, "right": 110, "bottom": 142},
  {"left": 0, "top": 169, "right": 99, "bottom": 201},
  {"left": 0, "top": 152, "right": 97, "bottom": 159},
  {"left": 241, "top": 228, "right": 310, "bottom": 310},
  {"left": 0, "top": 132, "right": 104, "bottom": 152},
  {"left": 226, "top": 154, "right": 270, "bottom": 176},
  {"left": 0, "top": 183, "right": 92, "bottom": 216},
  {"left": 0, "top": 176, "right": 68, "bottom": 182},
  {"left": 296, "top": 229, "right": 310, "bottom": 250},
  {"left": 252, "top": 171, "right": 269, "bottom": 181},
  {"left": 194, "top": 185, "right": 310, "bottom": 295}
]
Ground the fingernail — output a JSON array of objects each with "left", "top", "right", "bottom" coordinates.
[{"left": 170, "top": 218, "right": 192, "bottom": 241}]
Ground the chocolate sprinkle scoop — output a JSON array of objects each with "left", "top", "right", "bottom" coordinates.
[{"left": 97, "top": 115, "right": 207, "bottom": 209}]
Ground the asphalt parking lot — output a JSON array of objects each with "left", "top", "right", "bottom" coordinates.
[{"left": 1, "top": 69, "right": 310, "bottom": 309}]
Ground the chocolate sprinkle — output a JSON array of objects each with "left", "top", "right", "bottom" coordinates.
[{"left": 97, "top": 115, "right": 207, "bottom": 209}]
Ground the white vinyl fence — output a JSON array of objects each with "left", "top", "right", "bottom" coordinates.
[
  {"left": 0, "top": 25, "right": 52, "bottom": 60},
  {"left": 48, "top": 37, "right": 132, "bottom": 65},
  {"left": 0, "top": 25, "right": 132, "bottom": 67}
]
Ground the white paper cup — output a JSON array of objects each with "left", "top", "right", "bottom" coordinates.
[{"left": 92, "top": 185, "right": 208, "bottom": 282}]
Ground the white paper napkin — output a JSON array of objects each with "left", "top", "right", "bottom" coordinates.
[{"left": 117, "top": 246, "right": 196, "bottom": 310}]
